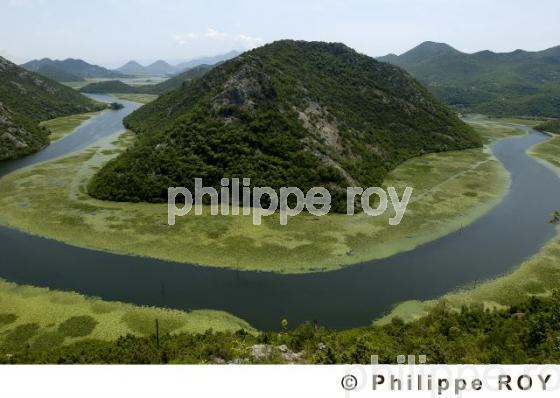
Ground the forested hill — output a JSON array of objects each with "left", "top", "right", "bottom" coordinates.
[
  {"left": 0, "top": 56, "right": 102, "bottom": 160},
  {"left": 89, "top": 40, "right": 481, "bottom": 209},
  {"left": 378, "top": 41, "right": 560, "bottom": 117}
]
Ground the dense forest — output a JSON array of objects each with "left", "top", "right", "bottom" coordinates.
[
  {"left": 378, "top": 42, "right": 560, "bottom": 117},
  {"left": 88, "top": 40, "right": 481, "bottom": 210},
  {"left": 0, "top": 56, "right": 103, "bottom": 160},
  {"left": 3, "top": 292, "right": 560, "bottom": 364}
]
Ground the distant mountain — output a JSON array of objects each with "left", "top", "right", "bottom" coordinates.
[
  {"left": 80, "top": 64, "right": 214, "bottom": 95},
  {"left": 18, "top": 63, "right": 84, "bottom": 82},
  {"left": 116, "top": 59, "right": 176, "bottom": 76},
  {"left": 22, "top": 58, "right": 125, "bottom": 79},
  {"left": 381, "top": 41, "right": 461, "bottom": 65},
  {"left": 144, "top": 60, "right": 176, "bottom": 75},
  {"left": 378, "top": 41, "right": 560, "bottom": 117},
  {"left": 0, "top": 57, "right": 102, "bottom": 160},
  {"left": 115, "top": 51, "right": 241, "bottom": 76},
  {"left": 174, "top": 50, "right": 241, "bottom": 72},
  {"left": 115, "top": 60, "right": 146, "bottom": 75},
  {"left": 88, "top": 40, "right": 480, "bottom": 208}
]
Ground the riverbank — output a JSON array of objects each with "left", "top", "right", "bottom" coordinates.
[
  {"left": 112, "top": 93, "right": 158, "bottom": 104},
  {"left": 40, "top": 111, "right": 100, "bottom": 143},
  {"left": 529, "top": 134, "right": 560, "bottom": 173},
  {"left": 377, "top": 119, "right": 560, "bottom": 324},
  {"left": 0, "top": 277, "right": 253, "bottom": 354},
  {"left": 0, "top": 118, "right": 513, "bottom": 273}
]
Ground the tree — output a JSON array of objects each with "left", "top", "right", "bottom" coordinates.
[{"left": 281, "top": 319, "right": 288, "bottom": 332}]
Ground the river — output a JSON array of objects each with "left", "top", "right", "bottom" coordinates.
[{"left": 0, "top": 96, "right": 558, "bottom": 330}]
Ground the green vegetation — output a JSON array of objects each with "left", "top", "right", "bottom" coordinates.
[
  {"left": 18, "top": 64, "right": 84, "bottom": 82},
  {"left": 62, "top": 81, "right": 91, "bottom": 90},
  {"left": 79, "top": 64, "right": 214, "bottom": 95},
  {"left": 0, "top": 56, "right": 103, "bottom": 160},
  {"left": 89, "top": 40, "right": 481, "bottom": 210},
  {"left": 535, "top": 119, "right": 560, "bottom": 134},
  {"left": 529, "top": 134, "right": 560, "bottom": 172},
  {"left": 0, "top": 103, "right": 50, "bottom": 161},
  {"left": 0, "top": 277, "right": 253, "bottom": 356},
  {"left": 379, "top": 124, "right": 560, "bottom": 323},
  {"left": 0, "top": 57, "right": 101, "bottom": 121},
  {"left": 488, "top": 116, "right": 545, "bottom": 127},
  {"left": 0, "top": 117, "right": 509, "bottom": 273},
  {"left": 78, "top": 80, "right": 137, "bottom": 94},
  {"left": 39, "top": 112, "right": 100, "bottom": 142},
  {"left": 112, "top": 93, "right": 158, "bottom": 104},
  {"left": 4, "top": 292, "right": 560, "bottom": 364},
  {"left": 379, "top": 42, "right": 560, "bottom": 117}
]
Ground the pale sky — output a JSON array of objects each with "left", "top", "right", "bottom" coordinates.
[{"left": 1, "top": 0, "right": 559, "bottom": 68}]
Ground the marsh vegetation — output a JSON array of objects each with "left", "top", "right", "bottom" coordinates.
[{"left": 0, "top": 279, "right": 251, "bottom": 356}]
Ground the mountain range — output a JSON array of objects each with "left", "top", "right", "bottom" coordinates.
[
  {"left": 115, "top": 51, "right": 241, "bottom": 76},
  {"left": 21, "top": 58, "right": 126, "bottom": 80},
  {"left": 88, "top": 40, "right": 481, "bottom": 209},
  {"left": 378, "top": 41, "right": 560, "bottom": 117},
  {"left": 0, "top": 57, "right": 102, "bottom": 161}
]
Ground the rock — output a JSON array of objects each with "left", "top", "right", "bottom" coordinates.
[
  {"left": 251, "top": 344, "right": 273, "bottom": 359},
  {"left": 281, "top": 350, "right": 305, "bottom": 363}
]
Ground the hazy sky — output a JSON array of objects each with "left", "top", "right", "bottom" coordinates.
[{"left": 1, "top": 0, "right": 559, "bottom": 68}]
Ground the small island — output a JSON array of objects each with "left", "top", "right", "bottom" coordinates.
[{"left": 108, "top": 102, "right": 124, "bottom": 110}]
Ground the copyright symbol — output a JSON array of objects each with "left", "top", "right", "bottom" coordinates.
[{"left": 341, "top": 374, "right": 358, "bottom": 391}]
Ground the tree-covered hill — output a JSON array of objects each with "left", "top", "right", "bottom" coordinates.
[
  {"left": 78, "top": 80, "right": 139, "bottom": 94},
  {"left": 0, "top": 56, "right": 103, "bottom": 160},
  {"left": 22, "top": 58, "right": 125, "bottom": 79},
  {"left": 88, "top": 40, "right": 481, "bottom": 209},
  {"left": 79, "top": 64, "right": 214, "bottom": 95},
  {"left": 378, "top": 41, "right": 560, "bottom": 117}
]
